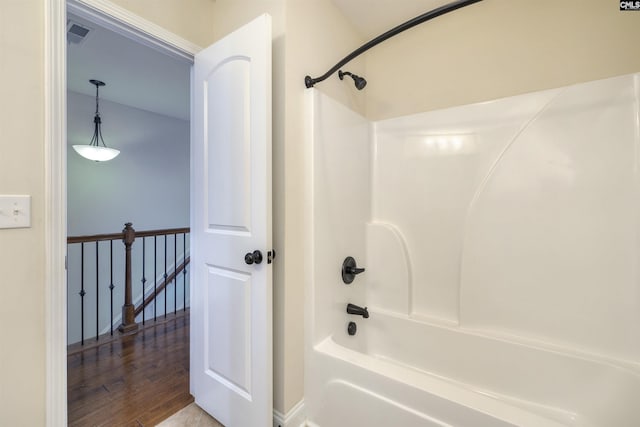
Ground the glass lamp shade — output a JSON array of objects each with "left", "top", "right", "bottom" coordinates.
[{"left": 72, "top": 145, "right": 120, "bottom": 162}]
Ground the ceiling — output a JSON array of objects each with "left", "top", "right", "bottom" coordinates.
[
  {"left": 67, "top": 13, "right": 191, "bottom": 121},
  {"left": 331, "top": 0, "right": 457, "bottom": 39}
]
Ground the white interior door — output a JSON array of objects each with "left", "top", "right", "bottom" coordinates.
[{"left": 190, "top": 14, "right": 272, "bottom": 427}]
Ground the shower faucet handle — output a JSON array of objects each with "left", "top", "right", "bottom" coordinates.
[
  {"left": 347, "top": 266, "right": 365, "bottom": 275},
  {"left": 342, "top": 256, "right": 365, "bottom": 284}
]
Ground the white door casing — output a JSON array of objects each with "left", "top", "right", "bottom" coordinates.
[
  {"left": 47, "top": 3, "right": 272, "bottom": 426},
  {"left": 46, "top": 1, "right": 200, "bottom": 425},
  {"left": 191, "top": 14, "right": 273, "bottom": 427}
]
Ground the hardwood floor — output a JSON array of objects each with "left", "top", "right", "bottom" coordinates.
[{"left": 67, "top": 311, "right": 193, "bottom": 427}]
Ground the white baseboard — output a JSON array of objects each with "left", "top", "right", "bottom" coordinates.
[{"left": 273, "top": 399, "right": 306, "bottom": 427}]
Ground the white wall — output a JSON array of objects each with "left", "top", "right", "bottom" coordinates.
[
  {"left": 67, "top": 91, "right": 189, "bottom": 235},
  {"left": 66, "top": 91, "right": 189, "bottom": 344}
]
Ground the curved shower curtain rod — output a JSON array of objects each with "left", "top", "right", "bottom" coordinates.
[{"left": 304, "top": 0, "right": 484, "bottom": 89}]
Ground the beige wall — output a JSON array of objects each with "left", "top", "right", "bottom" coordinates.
[
  {"left": 365, "top": 0, "right": 640, "bottom": 120},
  {"left": 109, "top": 0, "right": 217, "bottom": 47},
  {"left": 0, "top": 1, "right": 45, "bottom": 425},
  {"left": 208, "top": 0, "right": 285, "bottom": 41}
]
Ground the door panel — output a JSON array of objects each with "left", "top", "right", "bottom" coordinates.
[
  {"left": 206, "top": 265, "right": 252, "bottom": 395},
  {"left": 191, "top": 14, "right": 272, "bottom": 427},
  {"left": 205, "top": 58, "right": 252, "bottom": 231}
]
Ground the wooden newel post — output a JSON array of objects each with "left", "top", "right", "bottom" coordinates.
[{"left": 118, "top": 222, "right": 139, "bottom": 333}]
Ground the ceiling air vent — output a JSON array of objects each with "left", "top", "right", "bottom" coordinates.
[{"left": 67, "top": 21, "right": 92, "bottom": 45}]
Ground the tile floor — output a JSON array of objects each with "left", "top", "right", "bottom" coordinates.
[{"left": 156, "top": 403, "right": 224, "bottom": 427}]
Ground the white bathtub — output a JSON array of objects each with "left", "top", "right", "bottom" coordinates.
[
  {"left": 305, "top": 310, "right": 640, "bottom": 427},
  {"left": 304, "top": 74, "right": 640, "bottom": 427}
]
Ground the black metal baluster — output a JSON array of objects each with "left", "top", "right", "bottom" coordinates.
[
  {"left": 174, "top": 233, "right": 177, "bottom": 314},
  {"left": 154, "top": 235, "right": 157, "bottom": 322},
  {"left": 109, "top": 240, "right": 114, "bottom": 336},
  {"left": 96, "top": 241, "right": 99, "bottom": 341},
  {"left": 164, "top": 235, "right": 168, "bottom": 318},
  {"left": 66, "top": 247, "right": 69, "bottom": 337},
  {"left": 80, "top": 242, "right": 85, "bottom": 346},
  {"left": 183, "top": 232, "right": 187, "bottom": 312},
  {"left": 141, "top": 237, "right": 146, "bottom": 326}
]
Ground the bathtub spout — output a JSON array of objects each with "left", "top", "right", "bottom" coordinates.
[{"left": 347, "top": 303, "right": 369, "bottom": 318}]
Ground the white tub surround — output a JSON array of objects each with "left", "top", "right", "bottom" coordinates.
[{"left": 305, "top": 73, "right": 640, "bottom": 427}]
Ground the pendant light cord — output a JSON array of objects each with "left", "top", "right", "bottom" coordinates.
[
  {"left": 90, "top": 80, "right": 106, "bottom": 148},
  {"left": 95, "top": 83, "right": 100, "bottom": 116}
]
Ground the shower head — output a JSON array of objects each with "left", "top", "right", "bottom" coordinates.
[{"left": 338, "top": 70, "right": 367, "bottom": 90}]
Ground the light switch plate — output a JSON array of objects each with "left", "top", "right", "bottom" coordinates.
[{"left": 0, "top": 195, "right": 31, "bottom": 229}]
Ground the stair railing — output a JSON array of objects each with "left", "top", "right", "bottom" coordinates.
[{"left": 67, "top": 223, "right": 190, "bottom": 346}]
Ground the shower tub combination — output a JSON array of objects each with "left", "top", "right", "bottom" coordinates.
[{"left": 304, "top": 73, "right": 640, "bottom": 426}]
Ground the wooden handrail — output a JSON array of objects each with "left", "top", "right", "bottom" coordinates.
[
  {"left": 134, "top": 256, "right": 190, "bottom": 317},
  {"left": 67, "top": 226, "right": 189, "bottom": 244},
  {"left": 134, "top": 227, "right": 190, "bottom": 238}
]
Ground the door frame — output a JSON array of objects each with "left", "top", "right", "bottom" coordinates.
[{"left": 44, "top": 1, "right": 200, "bottom": 425}]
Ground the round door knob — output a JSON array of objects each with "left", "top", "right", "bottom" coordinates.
[
  {"left": 245, "top": 250, "right": 263, "bottom": 265},
  {"left": 245, "top": 253, "right": 254, "bottom": 264}
]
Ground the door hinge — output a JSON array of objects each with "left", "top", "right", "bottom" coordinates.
[{"left": 267, "top": 249, "right": 276, "bottom": 264}]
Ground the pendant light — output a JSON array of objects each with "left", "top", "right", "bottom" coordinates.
[{"left": 73, "top": 79, "right": 120, "bottom": 162}]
